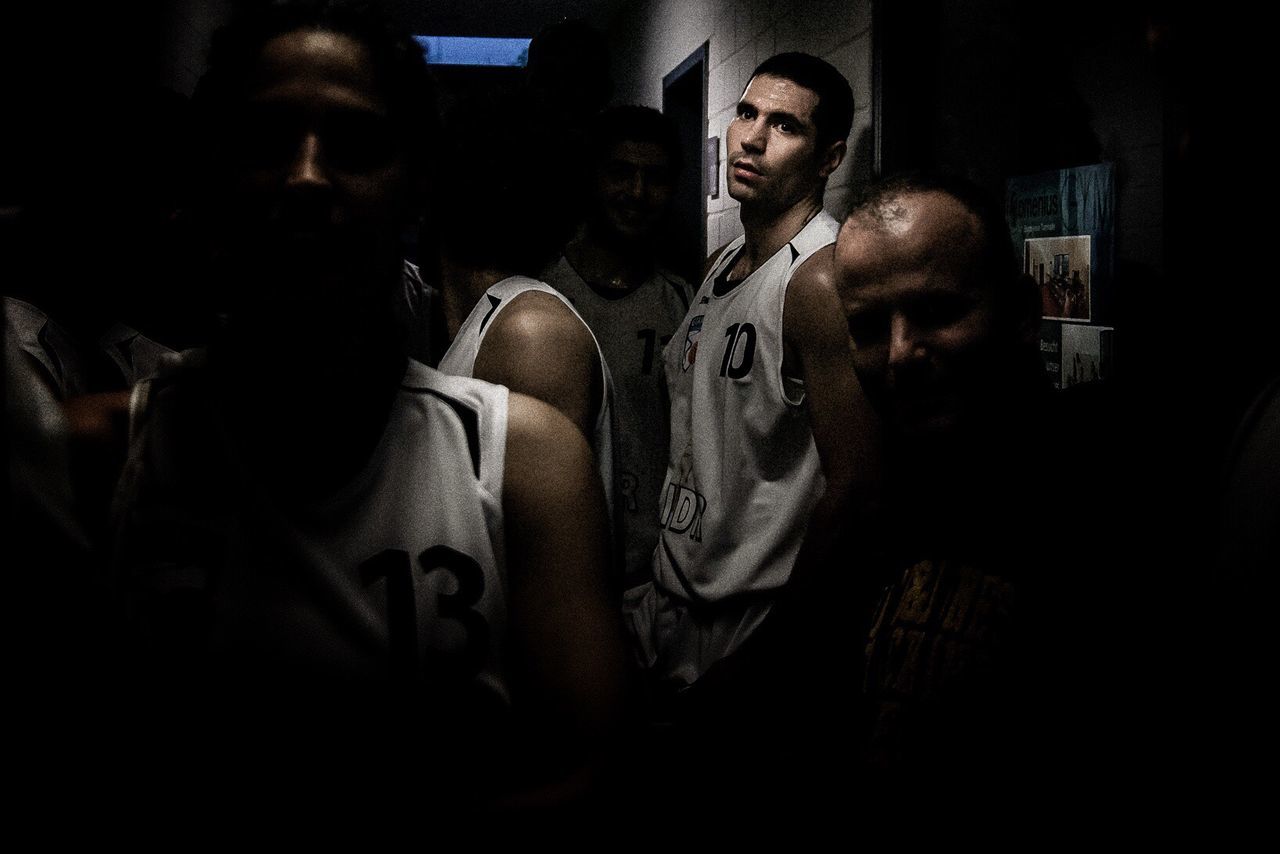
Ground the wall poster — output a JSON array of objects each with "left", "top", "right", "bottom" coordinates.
[{"left": 1006, "top": 163, "right": 1115, "bottom": 390}]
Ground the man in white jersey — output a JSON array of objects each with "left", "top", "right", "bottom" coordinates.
[
  {"left": 543, "top": 106, "right": 692, "bottom": 606},
  {"left": 112, "top": 2, "right": 624, "bottom": 809},
  {"left": 429, "top": 93, "right": 617, "bottom": 546},
  {"left": 637, "top": 53, "right": 878, "bottom": 696}
]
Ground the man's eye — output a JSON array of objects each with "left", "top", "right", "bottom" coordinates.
[
  {"left": 847, "top": 311, "right": 886, "bottom": 346},
  {"left": 736, "top": 105, "right": 756, "bottom": 120},
  {"left": 323, "top": 115, "right": 395, "bottom": 171},
  {"left": 604, "top": 163, "right": 629, "bottom": 181},
  {"left": 911, "top": 295, "right": 971, "bottom": 327},
  {"left": 232, "top": 108, "right": 299, "bottom": 168},
  {"left": 776, "top": 121, "right": 794, "bottom": 134}
]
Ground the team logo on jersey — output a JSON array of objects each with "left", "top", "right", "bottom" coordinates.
[
  {"left": 659, "top": 482, "right": 706, "bottom": 542},
  {"left": 682, "top": 315, "right": 704, "bottom": 372}
]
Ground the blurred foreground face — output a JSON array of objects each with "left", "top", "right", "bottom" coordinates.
[
  {"left": 595, "top": 140, "right": 674, "bottom": 243},
  {"left": 837, "top": 191, "right": 1000, "bottom": 439},
  {"left": 219, "top": 29, "right": 409, "bottom": 346}
]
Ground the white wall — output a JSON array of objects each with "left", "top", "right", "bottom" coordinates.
[
  {"left": 608, "top": 0, "right": 874, "bottom": 256},
  {"left": 161, "top": 0, "right": 234, "bottom": 95}
]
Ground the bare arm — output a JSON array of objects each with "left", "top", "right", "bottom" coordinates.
[
  {"left": 473, "top": 291, "right": 602, "bottom": 443},
  {"left": 782, "top": 246, "right": 881, "bottom": 581},
  {"left": 500, "top": 392, "right": 628, "bottom": 804}
]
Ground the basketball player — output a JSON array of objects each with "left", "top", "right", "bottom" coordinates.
[
  {"left": 113, "top": 1, "right": 624, "bottom": 805},
  {"left": 636, "top": 53, "right": 878, "bottom": 693},
  {"left": 430, "top": 93, "right": 617, "bottom": 541},
  {"left": 542, "top": 106, "right": 692, "bottom": 605}
]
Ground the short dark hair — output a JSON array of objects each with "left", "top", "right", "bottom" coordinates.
[
  {"left": 587, "top": 105, "right": 682, "bottom": 177},
  {"left": 748, "top": 52, "right": 854, "bottom": 150},
  {"left": 525, "top": 19, "right": 613, "bottom": 111},
  {"left": 195, "top": 0, "right": 438, "bottom": 184},
  {"left": 846, "top": 171, "right": 1022, "bottom": 308}
]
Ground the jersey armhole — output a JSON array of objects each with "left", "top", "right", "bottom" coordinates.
[{"left": 777, "top": 256, "right": 798, "bottom": 409}]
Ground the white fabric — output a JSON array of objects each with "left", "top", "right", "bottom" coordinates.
[
  {"left": 640, "top": 210, "right": 839, "bottom": 685},
  {"left": 117, "top": 356, "right": 512, "bottom": 703},
  {"left": 542, "top": 257, "right": 691, "bottom": 593}
]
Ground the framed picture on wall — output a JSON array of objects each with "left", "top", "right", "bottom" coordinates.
[{"left": 1007, "top": 163, "right": 1115, "bottom": 388}]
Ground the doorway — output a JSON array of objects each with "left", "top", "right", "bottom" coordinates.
[{"left": 661, "top": 43, "right": 708, "bottom": 285}]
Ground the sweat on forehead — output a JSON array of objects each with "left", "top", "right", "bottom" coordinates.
[
  {"left": 845, "top": 190, "right": 983, "bottom": 251},
  {"left": 746, "top": 74, "right": 803, "bottom": 96}
]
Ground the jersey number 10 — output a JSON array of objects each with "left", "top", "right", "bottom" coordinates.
[{"left": 720, "top": 322, "right": 757, "bottom": 379}]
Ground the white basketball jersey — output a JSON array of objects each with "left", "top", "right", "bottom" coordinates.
[
  {"left": 117, "top": 356, "right": 512, "bottom": 704},
  {"left": 654, "top": 210, "right": 839, "bottom": 603},
  {"left": 4, "top": 296, "right": 172, "bottom": 399},
  {"left": 542, "top": 257, "right": 691, "bottom": 592},
  {"left": 438, "top": 275, "right": 616, "bottom": 530}
]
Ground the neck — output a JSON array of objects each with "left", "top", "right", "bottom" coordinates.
[
  {"left": 438, "top": 256, "right": 514, "bottom": 342},
  {"left": 739, "top": 193, "right": 823, "bottom": 272},
  {"left": 567, "top": 225, "right": 654, "bottom": 291}
]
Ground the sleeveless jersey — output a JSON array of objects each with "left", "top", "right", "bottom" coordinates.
[
  {"left": 653, "top": 210, "right": 839, "bottom": 604},
  {"left": 438, "top": 275, "right": 616, "bottom": 530},
  {"left": 542, "top": 257, "right": 691, "bottom": 592},
  {"left": 116, "top": 356, "right": 512, "bottom": 705},
  {"left": 4, "top": 296, "right": 172, "bottom": 399}
]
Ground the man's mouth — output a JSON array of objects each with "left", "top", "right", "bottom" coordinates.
[{"left": 731, "top": 158, "right": 763, "bottom": 180}]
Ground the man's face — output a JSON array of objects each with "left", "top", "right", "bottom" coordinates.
[
  {"left": 220, "top": 29, "right": 410, "bottom": 324},
  {"left": 725, "top": 73, "right": 835, "bottom": 210},
  {"left": 836, "top": 191, "right": 1004, "bottom": 439},
  {"left": 594, "top": 139, "right": 675, "bottom": 243}
]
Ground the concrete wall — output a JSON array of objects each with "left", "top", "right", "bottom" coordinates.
[
  {"left": 160, "top": 0, "right": 234, "bottom": 95},
  {"left": 608, "top": 0, "right": 875, "bottom": 256}
]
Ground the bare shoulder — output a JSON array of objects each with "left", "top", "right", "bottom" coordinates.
[
  {"left": 489, "top": 290, "right": 593, "bottom": 350},
  {"left": 478, "top": 290, "right": 601, "bottom": 441},
  {"left": 785, "top": 246, "right": 843, "bottom": 338},
  {"left": 789, "top": 245, "right": 838, "bottom": 294},
  {"left": 478, "top": 290, "right": 597, "bottom": 379}
]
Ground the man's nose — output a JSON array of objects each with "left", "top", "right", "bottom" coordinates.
[
  {"left": 286, "top": 132, "right": 330, "bottom": 193},
  {"left": 887, "top": 313, "right": 927, "bottom": 368},
  {"left": 740, "top": 118, "right": 766, "bottom": 153},
  {"left": 628, "top": 169, "right": 647, "bottom": 199}
]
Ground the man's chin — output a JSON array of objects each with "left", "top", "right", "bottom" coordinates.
[
  {"left": 606, "top": 213, "right": 656, "bottom": 243},
  {"left": 890, "top": 399, "right": 961, "bottom": 441}
]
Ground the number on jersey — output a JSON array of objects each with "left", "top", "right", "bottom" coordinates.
[
  {"left": 719, "top": 322, "right": 757, "bottom": 379},
  {"left": 359, "top": 545, "right": 489, "bottom": 682}
]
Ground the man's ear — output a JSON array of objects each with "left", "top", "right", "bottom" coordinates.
[{"left": 818, "top": 138, "right": 846, "bottom": 180}]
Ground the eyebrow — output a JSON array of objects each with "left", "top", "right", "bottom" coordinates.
[{"left": 736, "top": 98, "right": 811, "bottom": 132}]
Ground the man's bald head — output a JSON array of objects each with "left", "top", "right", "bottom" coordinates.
[{"left": 843, "top": 173, "right": 1021, "bottom": 303}]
